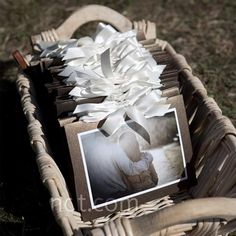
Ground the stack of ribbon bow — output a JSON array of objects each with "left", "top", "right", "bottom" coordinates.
[{"left": 36, "top": 23, "right": 180, "bottom": 137}]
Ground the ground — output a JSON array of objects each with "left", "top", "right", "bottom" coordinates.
[{"left": 0, "top": 0, "right": 235, "bottom": 235}]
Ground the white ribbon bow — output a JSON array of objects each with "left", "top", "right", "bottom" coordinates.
[
  {"left": 73, "top": 89, "right": 170, "bottom": 141},
  {"left": 39, "top": 23, "right": 170, "bottom": 139}
]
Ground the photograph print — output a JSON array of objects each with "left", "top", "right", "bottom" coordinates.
[{"left": 78, "top": 108, "right": 187, "bottom": 209}]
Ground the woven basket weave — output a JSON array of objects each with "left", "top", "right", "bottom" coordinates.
[{"left": 16, "top": 5, "right": 236, "bottom": 236}]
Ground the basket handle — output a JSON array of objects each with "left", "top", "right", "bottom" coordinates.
[
  {"left": 56, "top": 4, "right": 132, "bottom": 40},
  {"left": 90, "top": 197, "right": 236, "bottom": 236},
  {"left": 31, "top": 5, "right": 156, "bottom": 44}
]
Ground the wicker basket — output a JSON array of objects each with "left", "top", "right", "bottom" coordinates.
[{"left": 15, "top": 5, "right": 236, "bottom": 236}]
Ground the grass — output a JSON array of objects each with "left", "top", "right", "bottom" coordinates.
[
  {"left": 0, "top": 0, "right": 235, "bottom": 235},
  {"left": 0, "top": 208, "right": 22, "bottom": 224}
]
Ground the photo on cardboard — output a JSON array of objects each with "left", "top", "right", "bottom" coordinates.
[
  {"left": 64, "top": 95, "right": 193, "bottom": 220},
  {"left": 78, "top": 108, "right": 187, "bottom": 209}
]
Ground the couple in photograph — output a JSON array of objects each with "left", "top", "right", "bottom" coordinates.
[
  {"left": 90, "top": 131, "right": 158, "bottom": 204},
  {"left": 118, "top": 131, "right": 158, "bottom": 193}
]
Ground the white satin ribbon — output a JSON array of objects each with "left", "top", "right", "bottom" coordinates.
[
  {"left": 73, "top": 90, "right": 170, "bottom": 138},
  {"left": 39, "top": 23, "right": 170, "bottom": 138}
]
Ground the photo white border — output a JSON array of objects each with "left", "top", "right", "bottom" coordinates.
[{"left": 77, "top": 108, "right": 188, "bottom": 209}]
